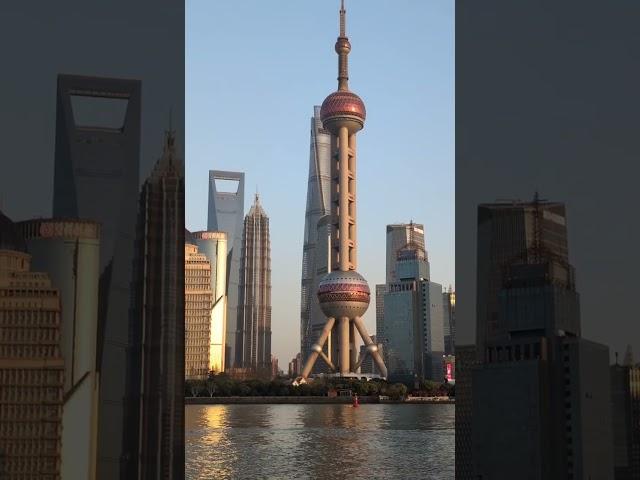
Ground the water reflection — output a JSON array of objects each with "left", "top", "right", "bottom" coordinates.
[{"left": 185, "top": 404, "right": 454, "bottom": 480}]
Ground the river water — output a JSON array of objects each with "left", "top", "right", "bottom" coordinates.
[{"left": 185, "top": 403, "right": 454, "bottom": 479}]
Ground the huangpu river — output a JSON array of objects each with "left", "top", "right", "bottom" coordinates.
[{"left": 185, "top": 403, "right": 454, "bottom": 479}]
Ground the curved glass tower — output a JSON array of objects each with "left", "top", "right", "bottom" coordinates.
[{"left": 300, "top": 106, "right": 332, "bottom": 371}]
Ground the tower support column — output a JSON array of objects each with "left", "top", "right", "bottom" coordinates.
[
  {"left": 339, "top": 316, "right": 350, "bottom": 374},
  {"left": 338, "top": 126, "right": 350, "bottom": 271}
]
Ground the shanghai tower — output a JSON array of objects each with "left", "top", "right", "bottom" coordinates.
[
  {"left": 300, "top": 0, "right": 387, "bottom": 379},
  {"left": 300, "top": 106, "right": 332, "bottom": 371}
]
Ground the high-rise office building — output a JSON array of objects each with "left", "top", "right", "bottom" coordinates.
[
  {"left": 300, "top": 1, "right": 387, "bottom": 379},
  {"left": 375, "top": 284, "right": 387, "bottom": 363},
  {"left": 17, "top": 219, "right": 101, "bottom": 479},
  {"left": 611, "top": 363, "right": 640, "bottom": 479},
  {"left": 236, "top": 195, "right": 272, "bottom": 376},
  {"left": 386, "top": 222, "right": 427, "bottom": 283},
  {"left": 53, "top": 74, "right": 141, "bottom": 476},
  {"left": 192, "top": 231, "right": 228, "bottom": 374},
  {"left": 471, "top": 198, "right": 613, "bottom": 479},
  {"left": 300, "top": 105, "right": 332, "bottom": 374},
  {"left": 122, "top": 130, "right": 184, "bottom": 479},
  {"left": 184, "top": 243, "right": 213, "bottom": 380},
  {"left": 384, "top": 242, "right": 443, "bottom": 381},
  {"left": 455, "top": 344, "right": 478, "bottom": 480},
  {"left": 208, "top": 170, "right": 244, "bottom": 369},
  {"left": 0, "top": 212, "right": 64, "bottom": 478},
  {"left": 476, "top": 198, "right": 569, "bottom": 362},
  {"left": 443, "top": 287, "right": 455, "bottom": 355}
]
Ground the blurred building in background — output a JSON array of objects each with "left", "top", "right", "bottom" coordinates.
[
  {"left": 611, "top": 359, "right": 640, "bottom": 479},
  {"left": 471, "top": 198, "right": 613, "bottom": 479},
  {"left": 0, "top": 212, "right": 64, "bottom": 478},
  {"left": 123, "top": 130, "right": 185, "bottom": 479},
  {"left": 17, "top": 219, "right": 101, "bottom": 479},
  {"left": 53, "top": 74, "right": 141, "bottom": 477}
]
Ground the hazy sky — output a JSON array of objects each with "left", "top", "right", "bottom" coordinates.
[{"left": 186, "top": 0, "right": 454, "bottom": 365}]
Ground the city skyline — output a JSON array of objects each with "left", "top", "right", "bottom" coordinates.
[{"left": 186, "top": 1, "right": 454, "bottom": 364}]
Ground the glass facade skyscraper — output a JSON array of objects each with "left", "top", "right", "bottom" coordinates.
[
  {"left": 52, "top": 74, "right": 140, "bottom": 477},
  {"left": 207, "top": 170, "right": 244, "bottom": 369},
  {"left": 299, "top": 106, "right": 332, "bottom": 372},
  {"left": 383, "top": 241, "right": 444, "bottom": 381}
]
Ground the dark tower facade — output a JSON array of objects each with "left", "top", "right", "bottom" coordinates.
[
  {"left": 53, "top": 74, "right": 141, "bottom": 478},
  {"left": 122, "top": 130, "right": 185, "bottom": 479},
  {"left": 470, "top": 197, "right": 613, "bottom": 479},
  {"left": 236, "top": 195, "right": 272, "bottom": 376}
]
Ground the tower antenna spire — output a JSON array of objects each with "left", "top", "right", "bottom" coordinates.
[{"left": 336, "top": 0, "right": 351, "bottom": 91}]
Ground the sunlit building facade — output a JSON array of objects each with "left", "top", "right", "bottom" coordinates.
[
  {"left": 208, "top": 170, "right": 244, "bottom": 369},
  {"left": 17, "top": 219, "right": 101, "bottom": 479},
  {"left": 386, "top": 223, "right": 427, "bottom": 283},
  {"left": 0, "top": 212, "right": 64, "bottom": 478},
  {"left": 192, "top": 231, "right": 228, "bottom": 374},
  {"left": 185, "top": 243, "right": 212, "bottom": 379}
]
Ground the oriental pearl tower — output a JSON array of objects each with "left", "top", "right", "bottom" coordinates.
[{"left": 300, "top": 0, "right": 387, "bottom": 379}]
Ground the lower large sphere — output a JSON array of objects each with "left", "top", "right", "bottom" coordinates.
[{"left": 317, "top": 270, "right": 370, "bottom": 318}]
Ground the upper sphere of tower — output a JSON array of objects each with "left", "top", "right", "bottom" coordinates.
[{"left": 320, "top": 90, "right": 366, "bottom": 134}]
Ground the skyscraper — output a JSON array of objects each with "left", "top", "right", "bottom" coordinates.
[
  {"left": 383, "top": 242, "right": 443, "bottom": 381},
  {"left": 17, "top": 219, "right": 101, "bottom": 479},
  {"left": 300, "top": 105, "right": 332, "bottom": 374},
  {"left": 455, "top": 344, "right": 478, "bottom": 480},
  {"left": 443, "top": 287, "right": 456, "bottom": 355},
  {"left": 192, "top": 231, "right": 228, "bottom": 374},
  {"left": 0, "top": 212, "right": 64, "bottom": 478},
  {"left": 122, "top": 130, "right": 184, "bottom": 479},
  {"left": 386, "top": 223, "right": 427, "bottom": 283},
  {"left": 375, "top": 283, "right": 386, "bottom": 361},
  {"left": 471, "top": 197, "right": 613, "bottom": 478},
  {"left": 208, "top": 170, "right": 244, "bottom": 369},
  {"left": 611, "top": 363, "right": 640, "bottom": 479},
  {"left": 301, "top": 1, "right": 387, "bottom": 379},
  {"left": 53, "top": 74, "right": 140, "bottom": 476},
  {"left": 475, "top": 198, "right": 569, "bottom": 362},
  {"left": 236, "top": 195, "right": 272, "bottom": 376},
  {"left": 184, "top": 243, "right": 213, "bottom": 380}
]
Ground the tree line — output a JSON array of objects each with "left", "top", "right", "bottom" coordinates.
[{"left": 185, "top": 373, "right": 454, "bottom": 401}]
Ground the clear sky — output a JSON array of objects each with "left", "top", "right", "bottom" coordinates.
[{"left": 186, "top": 0, "right": 454, "bottom": 366}]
